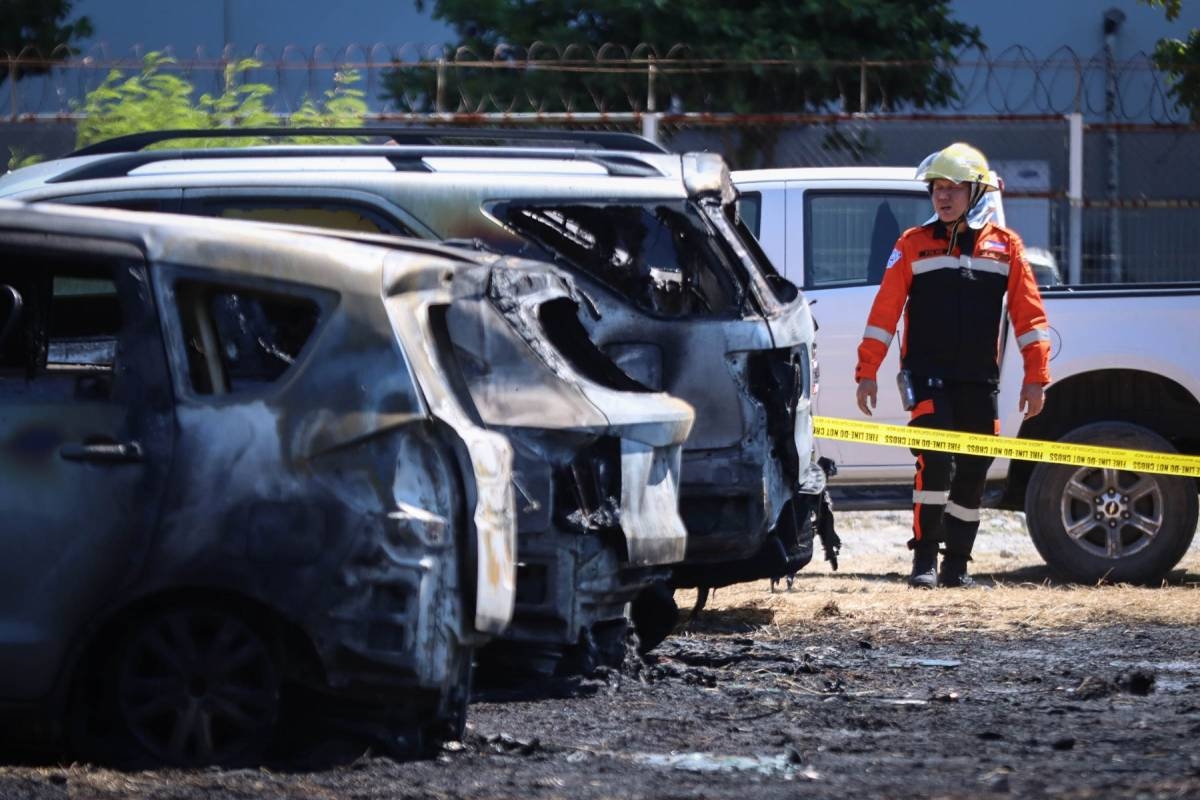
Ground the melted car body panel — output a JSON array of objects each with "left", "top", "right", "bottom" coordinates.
[{"left": 382, "top": 252, "right": 693, "bottom": 664}]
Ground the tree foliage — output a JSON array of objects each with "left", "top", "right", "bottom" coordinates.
[
  {"left": 0, "top": 0, "right": 92, "bottom": 84},
  {"left": 73, "top": 53, "right": 368, "bottom": 150},
  {"left": 1141, "top": 0, "right": 1200, "bottom": 120},
  {"left": 384, "top": 0, "right": 982, "bottom": 114},
  {"left": 1141, "top": 0, "right": 1183, "bottom": 21}
]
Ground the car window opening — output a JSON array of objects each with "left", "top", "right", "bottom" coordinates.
[
  {"left": 0, "top": 262, "right": 122, "bottom": 376},
  {"left": 175, "top": 281, "right": 320, "bottom": 395},
  {"left": 209, "top": 203, "right": 406, "bottom": 236}
]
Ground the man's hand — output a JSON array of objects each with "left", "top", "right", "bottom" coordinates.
[
  {"left": 856, "top": 379, "right": 878, "bottom": 416},
  {"left": 1019, "top": 383, "right": 1045, "bottom": 419}
]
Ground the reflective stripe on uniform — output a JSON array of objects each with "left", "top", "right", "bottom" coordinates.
[
  {"left": 913, "top": 489, "right": 949, "bottom": 505},
  {"left": 912, "top": 254, "right": 1009, "bottom": 277},
  {"left": 912, "top": 255, "right": 959, "bottom": 275},
  {"left": 945, "top": 501, "right": 981, "bottom": 522},
  {"left": 1016, "top": 327, "right": 1052, "bottom": 348},
  {"left": 863, "top": 325, "right": 893, "bottom": 345}
]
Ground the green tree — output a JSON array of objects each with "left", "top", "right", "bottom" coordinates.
[
  {"left": 0, "top": 0, "right": 92, "bottom": 84},
  {"left": 383, "top": 0, "right": 981, "bottom": 115},
  {"left": 1141, "top": 0, "right": 1200, "bottom": 120},
  {"left": 72, "top": 52, "right": 368, "bottom": 151}
]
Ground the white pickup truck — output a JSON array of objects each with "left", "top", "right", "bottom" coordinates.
[{"left": 733, "top": 166, "right": 1200, "bottom": 585}]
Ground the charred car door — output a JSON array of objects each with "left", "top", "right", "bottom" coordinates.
[{"left": 0, "top": 234, "right": 173, "bottom": 699}]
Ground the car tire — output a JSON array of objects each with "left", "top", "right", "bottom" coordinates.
[
  {"left": 424, "top": 648, "right": 473, "bottom": 749},
  {"left": 630, "top": 581, "right": 678, "bottom": 654},
  {"left": 1024, "top": 421, "right": 1198, "bottom": 585},
  {"left": 97, "top": 604, "right": 282, "bottom": 767}
]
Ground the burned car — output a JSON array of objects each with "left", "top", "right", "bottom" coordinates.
[
  {"left": 0, "top": 201, "right": 519, "bottom": 765},
  {"left": 0, "top": 127, "right": 838, "bottom": 639},
  {"left": 375, "top": 237, "right": 694, "bottom": 675}
]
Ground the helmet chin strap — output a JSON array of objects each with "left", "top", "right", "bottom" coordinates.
[{"left": 946, "top": 182, "right": 988, "bottom": 255}]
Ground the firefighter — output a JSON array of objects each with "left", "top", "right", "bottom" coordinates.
[{"left": 854, "top": 143, "right": 1052, "bottom": 588}]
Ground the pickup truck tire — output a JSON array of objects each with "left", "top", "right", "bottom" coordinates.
[{"left": 1024, "top": 421, "right": 1198, "bottom": 585}]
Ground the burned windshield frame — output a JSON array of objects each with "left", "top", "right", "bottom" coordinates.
[
  {"left": 489, "top": 199, "right": 747, "bottom": 320},
  {"left": 714, "top": 199, "right": 799, "bottom": 305}
]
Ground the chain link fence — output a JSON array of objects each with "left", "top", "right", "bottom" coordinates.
[
  {"left": 1, "top": 46, "right": 1198, "bottom": 284},
  {"left": 1, "top": 44, "right": 1193, "bottom": 121},
  {"left": 659, "top": 115, "right": 1200, "bottom": 283}
]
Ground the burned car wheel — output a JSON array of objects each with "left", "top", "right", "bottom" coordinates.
[
  {"left": 1025, "top": 422, "right": 1198, "bottom": 585},
  {"left": 631, "top": 581, "right": 679, "bottom": 654},
  {"left": 110, "top": 606, "right": 282, "bottom": 766}
]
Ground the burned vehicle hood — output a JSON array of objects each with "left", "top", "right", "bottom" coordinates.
[{"left": 382, "top": 254, "right": 694, "bottom": 567}]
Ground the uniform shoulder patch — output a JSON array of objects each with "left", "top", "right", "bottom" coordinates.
[{"left": 885, "top": 248, "right": 902, "bottom": 269}]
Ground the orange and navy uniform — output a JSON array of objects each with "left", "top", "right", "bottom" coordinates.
[
  {"left": 854, "top": 219, "right": 1051, "bottom": 549},
  {"left": 855, "top": 220, "right": 1051, "bottom": 388}
]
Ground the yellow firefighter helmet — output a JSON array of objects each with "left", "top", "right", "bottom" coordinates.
[{"left": 915, "top": 143, "right": 1001, "bottom": 191}]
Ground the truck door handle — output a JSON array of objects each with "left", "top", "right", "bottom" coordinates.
[{"left": 59, "top": 440, "right": 144, "bottom": 463}]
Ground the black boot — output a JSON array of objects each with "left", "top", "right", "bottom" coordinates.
[
  {"left": 938, "top": 553, "right": 977, "bottom": 588},
  {"left": 940, "top": 516, "right": 979, "bottom": 589},
  {"left": 908, "top": 538, "right": 939, "bottom": 589}
]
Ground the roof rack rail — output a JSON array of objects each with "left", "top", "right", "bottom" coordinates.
[
  {"left": 70, "top": 126, "right": 670, "bottom": 157},
  {"left": 45, "top": 146, "right": 668, "bottom": 184}
]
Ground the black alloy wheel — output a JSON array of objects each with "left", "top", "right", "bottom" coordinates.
[{"left": 114, "top": 606, "right": 281, "bottom": 766}]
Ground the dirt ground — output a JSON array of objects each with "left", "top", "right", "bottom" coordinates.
[{"left": 5, "top": 509, "right": 1200, "bottom": 800}]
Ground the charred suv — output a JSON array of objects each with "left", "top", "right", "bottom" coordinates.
[
  {"left": 0, "top": 202, "right": 520, "bottom": 765},
  {"left": 0, "top": 128, "right": 838, "bottom": 635}
]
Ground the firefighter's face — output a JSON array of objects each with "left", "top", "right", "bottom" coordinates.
[{"left": 930, "top": 179, "right": 970, "bottom": 224}]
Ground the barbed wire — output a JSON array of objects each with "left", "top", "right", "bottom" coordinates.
[{"left": 0, "top": 42, "right": 1194, "bottom": 122}]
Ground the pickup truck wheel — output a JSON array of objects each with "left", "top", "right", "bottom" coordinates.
[{"left": 1024, "top": 421, "right": 1198, "bottom": 585}]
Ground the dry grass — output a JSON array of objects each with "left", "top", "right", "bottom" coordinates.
[{"left": 676, "top": 510, "right": 1200, "bottom": 641}]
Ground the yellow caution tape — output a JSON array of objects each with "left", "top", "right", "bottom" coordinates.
[{"left": 814, "top": 416, "right": 1200, "bottom": 479}]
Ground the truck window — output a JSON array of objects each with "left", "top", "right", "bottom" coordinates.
[
  {"left": 737, "top": 192, "right": 762, "bottom": 238},
  {"left": 805, "top": 192, "right": 930, "bottom": 287}
]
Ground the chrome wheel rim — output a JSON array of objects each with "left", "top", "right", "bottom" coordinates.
[{"left": 1058, "top": 466, "right": 1163, "bottom": 561}]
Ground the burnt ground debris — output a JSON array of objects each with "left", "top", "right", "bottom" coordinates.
[
  {"left": 4, "top": 612, "right": 1200, "bottom": 799},
  {"left": 2, "top": 507, "right": 1197, "bottom": 798}
]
